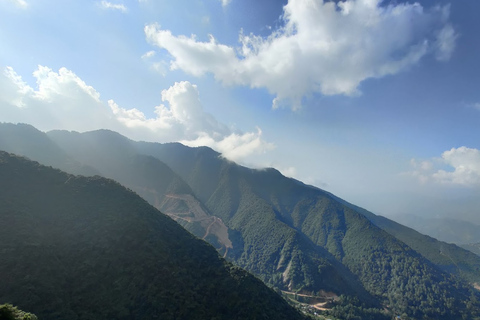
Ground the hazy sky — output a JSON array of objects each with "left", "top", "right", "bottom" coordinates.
[{"left": 1, "top": 0, "right": 479, "bottom": 222}]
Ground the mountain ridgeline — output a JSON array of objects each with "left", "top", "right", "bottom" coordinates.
[
  {"left": 0, "top": 151, "right": 305, "bottom": 320},
  {"left": 1, "top": 123, "right": 480, "bottom": 319},
  {"left": 461, "top": 243, "right": 480, "bottom": 257}
]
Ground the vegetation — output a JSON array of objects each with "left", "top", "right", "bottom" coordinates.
[
  {"left": 0, "top": 123, "right": 97, "bottom": 176},
  {"left": 2, "top": 123, "right": 480, "bottom": 319},
  {"left": 0, "top": 151, "right": 305, "bottom": 320},
  {"left": 335, "top": 196, "right": 480, "bottom": 283},
  {"left": 135, "top": 137, "right": 480, "bottom": 320},
  {"left": 461, "top": 243, "right": 480, "bottom": 257},
  {"left": 0, "top": 304, "right": 37, "bottom": 320}
]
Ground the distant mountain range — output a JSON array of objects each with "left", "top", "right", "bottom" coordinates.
[
  {"left": 461, "top": 243, "right": 480, "bottom": 257},
  {"left": 0, "top": 150, "right": 304, "bottom": 320},
  {"left": 1, "top": 122, "right": 480, "bottom": 319},
  {"left": 391, "top": 214, "right": 480, "bottom": 246}
]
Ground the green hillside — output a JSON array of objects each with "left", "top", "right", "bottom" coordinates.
[
  {"left": 135, "top": 139, "right": 480, "bottom": 319},
  {"left": 2, "top": 123, "right": 480, "bottom": 319},
  {"left": 0, "top": 151, "right": 305, "bottom": 320},
  {"left": 0, "top": 123, "right": 97, "bottom": 176},
  {"left": 0, "top": 304, "right": 37, "bottom": 320},
  {"left": 331, "top": 195, "right": 480, "bottom": 283}
]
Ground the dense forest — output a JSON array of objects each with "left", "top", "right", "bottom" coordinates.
[
  {"left": 0, "top": 151, "right": 305, "bottom": 320},
  {"left": 0, "top": 304, "right": 37, "bottom": 320},
  {"left": 1, "top": 123, "right": 480, "bottom": 319}
]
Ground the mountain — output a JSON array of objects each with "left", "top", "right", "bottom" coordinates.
[
  {"left": 390, "top": 214, "right": 480, "bottom": 245},
  {"left": 332, "top": 196, "right": 480, "bottom": 284},
  {"left": 0, "top": 123, "right": 97, "bottom": 176},
  {"left": 44, "top": 132, "right": 384, "bottom": 299},
  {"left": 461, "top": 243, "right": 480, "bottom": 257},
  {"left": 2, "top": 123, "right": 480, "bottom": 319},
  {"left": 0, "top": 151, "right": 305, "bottom": 320},
  {"left": 134, "top": 142, "right": 480, "bottom": 319}
]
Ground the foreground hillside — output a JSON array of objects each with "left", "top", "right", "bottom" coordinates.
[
  {"left": 0, "top": 304, "right": 37, "bottom": 320},
  {"left": 2, "top": 123, "right": 480, "bottom": 319},
  {"left": 0, "top": 151, "right": 305, "bottom": 320}
]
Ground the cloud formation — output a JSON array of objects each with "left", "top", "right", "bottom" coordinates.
[
  {"left": 99, "top": 1, "right": 127, "bottom": 12},
  {"left": 6, "top": 0, "right": 27, "bottom": 8},
  {"left": 407, "top": 147, "right": 480, "bottom": 186},
  {"left": 435, "top": 23, "right": 457, "bottom": 62},
  {"left": 1, "top": 66, "right": 109, "bottom": 131},
  {"left": 0, "top": 65, "right": 272, "bottom": 162},
  {"left": 433, "top": 147, "right": 480, "bottom": 186},
  {"left": 145, "top": 0, "right": 456, "bottom": 108},
  {"left": 407, "top": 158, "right": 434, "bottom": 184},
  {"left": 220, "top": 0, "right": 231, "bottom": 7},
  {"left": 141, "top": 50, "right": 168, "bottom": 76}
]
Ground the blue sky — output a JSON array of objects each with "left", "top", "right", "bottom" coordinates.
[{"left": 1, "top": 0, "right": 480, "bottom": 223}]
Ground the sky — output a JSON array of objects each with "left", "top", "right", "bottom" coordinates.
[{"left": 1, "top": 0, "right": 480, "bottom": 223}]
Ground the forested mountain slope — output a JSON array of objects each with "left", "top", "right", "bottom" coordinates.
[
  {"left": 50, "top": 129, "right": 480, "bottom": 319},
  {"left": 2, "top": 123, "right": 480, "bottom": 319},
  {"left": 331, "top": 194, "right": 480, "bottom": 283},
  {"left": 391, "top": 215, "right": 480, "bottom": 245},
  {"left": 136, "top": 142, "right": 480, "bottom": 319},
  {"left": 0, "top": 123, "right": 97, "bottom": 176},
  {"left": 0, "top": 151, "right": 305, "bottom": 320},
  {"left": 462, "top": 243, "right": 480, "bottom": 257},
  {"left": 45, "top": 131, "right": 385, "bottom": 303}
]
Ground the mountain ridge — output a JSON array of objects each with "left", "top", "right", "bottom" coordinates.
[
  {"left": 2, "top": 123, "right": 480, "bottom": 319},
  {"left": 0, "top": 150, "right": 305, "bottom": 320}
]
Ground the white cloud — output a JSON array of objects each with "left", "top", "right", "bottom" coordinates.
[
  {"left": 110, "top": 80, "right": 273, "bottom": 161},
  {"left": 407, "top": 147, "right": 480, "bottom": 186},
  {"left": 2, "top": 66, "right": 34, "bottom": 107},
  {"left": 435, "top": 24, "right": 457, "bottom": 61},
  {"left": 141, "top": 50, "right": 156, "bottom": 59},
  {"left": 145, "top": 0, "right": 456, "bottom": 109},
  {"left": 32, "top": 66, "right": 101, "bottom": 102},
  {"left": 145, "top": 26, "right": 238, "bottom": 77},
  {"left": 141, "top": 50, "right": 169, "bottom": 76},
  {"left": 151, "top": 62, "right": 168, "bottom": 76},
  {"left": 98, "top": 1, "right": 127, "bottom": 12},
  {"left": 181, "top": 128, "right": 274, "bottom": 162},
  {"left": 433, "top": 147, "right": 480, "bottom": 186},
  {"left": 0, "top": 65, "right": 272, "bottom": 162},
  {"left": 277, "top": 166, "right": 297, "bottom": 178},
  {"left": 406, "top": 158, "right": 434, "bottom": 184},
  {"left": 220, "top": 0, "right": 231, "bottom": 7},
  {"left": 5, "top": 0, "right": 27, "bottom": 8},
  {"left": 1, "top": 66, "right": 110, "bottom": 132}
]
